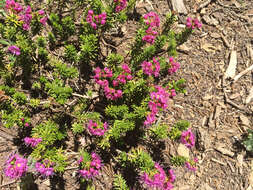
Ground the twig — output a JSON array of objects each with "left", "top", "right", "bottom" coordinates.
[
  {"left": 0, "top": 180, "right": 17, "bottom": 188},
  {"left": 65, "top": 166, "right": 79, "bottom": 171},
  {"left": 101, "top": 37, "right": 117, "bottom": 49},
  {"left": 72, "top": 93, "right": 98, "bottom": 99},
  {"left": 233, "top": 64, "right": 253, "bottom": 82},
  {"left": 220, "top": 34, "right": 231, "bottom": 49},
  {"left": 224, "top": 91, "right": 247, "bottom": 112},
  {"left": 197, "top": 0, "right": 212, "bottom": 11}
]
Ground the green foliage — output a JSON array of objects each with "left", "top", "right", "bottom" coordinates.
[
  {"left": 79, "top": 34, "right": 98, "bottom": 61},
  {"left": 72, "top": 122, "right": 85, "bottom": 134},
  {"left": 109, "top": 119, "right": 135, "bottom": 140},
  {"left": 13, "top": 91, "right": 27, "bottom": 105},
  {"left": 53, "top": 61, "right": 79, "bottom": 80},
  {"left": 29, "top": 98, "right": 40, "bottom": 108},
  {"left": 64, "top": 44, "right": 78, "bottom": 63},
  {"left": 149, "top": 124, "right": 169, "bottom": 140},
  {"left": 31, "top": 120, "right": 66, "bottom": 146},
  {"left": 170, "top": 155, "right": 187, "bottom": 166},
  {"left": 1, "top": 108, "right": 25, "bottom": 128},
  {"left": 119, "top": 147, "right": 154, "bottom": 173},
  {"left": 105, "top": 105, "right": 129, "bottom": 119},
  {"left": 61, "top": 16, "right": 76, "bottom": 38},
  {"left": 44, "top": 79, "right": 73, "bottom": 104},
  {"left": 106, "top": 53, "right": 124, "bottom": 66},
  {"left": 168, "top": 79, "right": 187, "bottom": 94},
  {"left": 168, "top": 120, "right": 190, "bottom": 140},
  {"left": 113, "top": 174, "right": 130, "bottom": 190},
  {"left": 243, "top": 130, "right": 253, "bottom": 152}
]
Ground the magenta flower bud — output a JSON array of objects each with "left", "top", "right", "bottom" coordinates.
[
  {"left": 8, "top": 45, "right": 20, "bottom": 56},
  {"left": 24, "top": 123, "right": 29, "bottom": 127},
  {"left": 38, "top": 9, "right": 45, "bottom": 15},
  {"left": 40, "top": 16, "right": 47, "bottom": 25}
]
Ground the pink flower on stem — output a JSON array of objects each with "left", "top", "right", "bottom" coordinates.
[
  {"left": 38, "top": 10, "right": 45, "bottom": 15},
  {"left": 168, "top": 57, "right": 180, "bottom": 74},
  {"left": 79, "top": 152, "right": 102, "bottom": 179},
  {"left": 140, "top": 163, "right": 175, "bottom": 190},
  {"left": 185, "top": 161, "right": 196, "bottom": 172},
  {"left": 180, "top": 128, "right": 195, "bottom": 148},
  {"left": 40, "top": 16, "right": 48, "bottom": 25},
  {"left": 86, "top": 10, "right": 106, "bottom": 29}
]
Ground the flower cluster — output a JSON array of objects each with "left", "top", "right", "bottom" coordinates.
[
  {"left": 5, "top": 1, "right": 47, "bottom": 30},
  {"left": 79, "top": 152, "right": 102, "bottom": 179},
  {"left": 87, "top": 120, "right": 108, "bottom": 136},
  {"left": 24, "top": 137, "right": 42, "bottom": 147},
  {"left": 114, "top": 0, "right": 128, "bottom": 13},
  {"left": 144, "top": 86, "right": 169, "bottom": 126},
  {"left": 180, "top": 128, "right": 195, "bottom": 148},
  {"left": 35, "top": 161, "right": 54, "bottom": 177},
  {"left": 186, "top": 17, "right": 202, "bottom": 29},
  {"left": 8, "top": 45, "right": 20, "bottom": 56},
  {"left": 94, "top": 64, "right": 132, "bottom": 100},
  {"left": 112, "top": 64, "right": 133, "bottom": 86},
  {"left": 141, "top": 163, "right": 175, "bottom": 190},
  {"left": 19, "top": 6, "right": 32, "bottom": 30},
  {"left": 37, "top": 9, "right": 48, "bottom": 26},
  {"left": 5, "top": 0, "right": 23, "bottom": 14},
  {"left": 142, "top": 12, "right": 160, "bottom": 44},
  {"left": 168, "top": 57, "right": 180, "bottom": 75},
  {"left": 141, "top": 57, "right": 160, "bottom": 77},
  {"left": 86, "top": 10, "right": 106, "bottom": 29},
  {"left": 4, "top": 154, "right": 28, "bottom": 179}
]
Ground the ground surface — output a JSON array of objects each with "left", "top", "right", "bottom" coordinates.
[{"left": 0, "top": 0, "right": 253, "bottom": 189}]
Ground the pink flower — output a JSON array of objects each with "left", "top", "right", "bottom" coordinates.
[
  {"left": 38, "top": 9, "right": 45, "bottom": 15},
  {"left": 8, "top": 45, "right": 20, "bottom": 55},
  {"left": 185, "top": 162, "right": 196, "bottom": 172},
  {"left": 114, "top": 0, "right": 128, "bottom": 12},
  {"left": 24, "top": 137, "right": 42, "bottom": 147},
  {"left": 143, "top": 12, "right": 160, "bottom": 27},
  {"left": 40, "top": 16, "right": 48, "bottom": 25},
  {"left": 168, "top": 57, "right": 180, "bottom": 74},
  {"left": 35, "top": 162, "right": 54, "bottom": 177},
  {"left": 142, "top": 57, "right": 160, "bottom": 77},
  {"left": 140, "top": 163, "right": 175, "bottom": 189},
  {"left": 86, "top": 10, "right": 106, "bottom": 29},
  {"left": 87, "top": 120, "right": 108, "bottom": 136},
  {"left": 4, "top": 154, "right": 28, "bottom": 179},
  {"left": 79, "top": 152, "right": 102, "bottom": 179},
  {"left": 180, "top": 128, "right": 195, "bottom": 148},
  {"left": 186, "top": 17, "right": 202, "bottom": 29}
]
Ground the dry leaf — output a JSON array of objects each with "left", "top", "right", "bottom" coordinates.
[
  {"left": 225, "top": 50, "right": 237, "bottom": 79},
  {"left": 201, "top": 43, "right": 216, "bottom": 53}
]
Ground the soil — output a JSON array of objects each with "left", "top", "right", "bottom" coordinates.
[{"left": 0, "top": 0, "right": 253, "bottom": 190}]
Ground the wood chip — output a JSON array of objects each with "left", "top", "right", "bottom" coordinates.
[
  {"left": 246, "top": 87, "right": 253, "bottom": 104},
  {"left": 203, "top": 15, "right": 219, "bottom": 26},
  {"left": 177, "top": 143, "right": 189, "bottom": 158},
  {"left": 225, "top": 50, "right": 237, "bottom": 79},
  {"left": 211, "top": 158, "right": 226, "bottom": 166},
  {"left": 210, "top": 32, "right": 221, "bottom": 39},
  {"left": 168, "top": 0, "right": 188, "bottom": 14},
  {"left": 215, "top": 146, "right": 234, "bottom": 157},
  {"left": 240, "top": 114, "right": 250, "bottom": 126}
]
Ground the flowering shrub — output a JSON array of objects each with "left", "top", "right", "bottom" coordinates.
[{"left": 0, "top": 0, "right": 202, "bottom": 188}]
